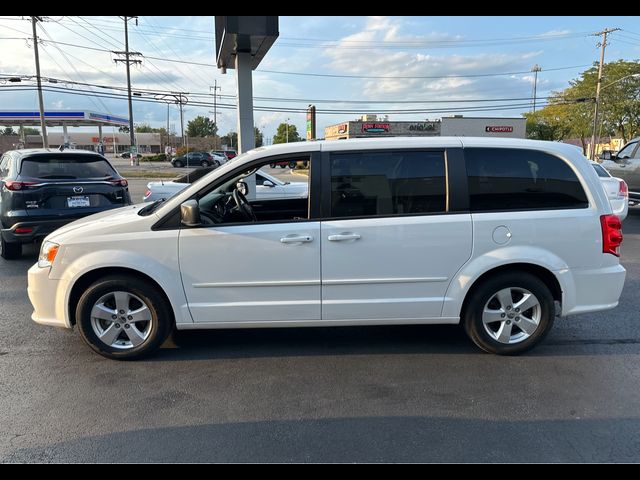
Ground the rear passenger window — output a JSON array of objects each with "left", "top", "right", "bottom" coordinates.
[
  {"left": 465, "top": 148, "right": 588, "bottom": 212},
  {"left": 330, "top": 151, "right": 446, "bottom": 218}
]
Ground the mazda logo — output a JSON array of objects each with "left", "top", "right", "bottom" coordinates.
[{"left": 73, "top": 186, "right": 84, "bottom": 193}]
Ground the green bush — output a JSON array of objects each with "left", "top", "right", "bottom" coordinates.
[{"left": 144, "top": 153, "right": 167, "bottom": 162}]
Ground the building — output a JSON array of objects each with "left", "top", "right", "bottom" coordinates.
[{"left": 324, "top": 115, "right": 526, "bottom": 140}]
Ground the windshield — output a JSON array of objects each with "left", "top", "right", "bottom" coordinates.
[{"left": 20, "top": 155, "right": 117, "bottom": 179}]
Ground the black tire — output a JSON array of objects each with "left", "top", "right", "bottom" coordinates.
[
  {"left": 288, "top": 161, "right": 296, "bottom": 169},
  {"left": 463, "top": 271, "right": 555, "bottom": 355},
  {"left": 173, "top": 160, "right": 183, "bottom": 168},
  {"left": 0, "top": 236, "right": 22, "bottom": 260},
  {"left": 201, "top": 160, "right": 210, "bottom": 167},
  {"left": 76, "top": 275, "right": 173, "bottom": 360},
  {"left": 279, "top": 164, "right": 286, "bottom": 169},
  {"left": 269, "top": 163, "right": 276, "bottom": 169}
]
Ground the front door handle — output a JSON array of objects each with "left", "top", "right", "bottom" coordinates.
[
  {"left": 327, "top": 233, "right": 361, "bottom": 242},
  {"left": 280, "top": 235, "right": 314, "bottom": 244}
]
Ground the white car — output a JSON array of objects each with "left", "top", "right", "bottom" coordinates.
[
  {"left": 143, "top": 168, "right": 308, "bottom": 203},
  {"left": 28, "top": 137, "right": 626, "bottom": 360},
  {"left": 591, "top": 161, "right": 628, "bottom": 221},
  {"left": 209, "top": 152, "right": 227, "bottom": 165}
]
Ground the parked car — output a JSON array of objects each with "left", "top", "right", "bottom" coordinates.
[
  {"left": 269, "top": 159, "right": 309, "bottom": 169},
  {"left": 1, "top": 148, "right": 131, "bottom": 259},
  {"left": 601, "top": 137, "right": 640, "bottom": 205},
  {"left": 119, "top": 152, "right": 143, "bottom": 159},
  {"left": 143, "top": 168, "right": 308, "bottom": 203},
  {"left": 212, "top": 150, "right": 237, "bottom": 160},
  {"left": 28, "top": 137, "right": 625, "bottom": 360},
  {"left": 171, "top": 151, "right": 220, "bottom": 168},
  {"left": 591, "top": 161, "right": 628, "bottom": 220},
  {"left": 208, "top": 151, "right": 227, "bottom": 165}
]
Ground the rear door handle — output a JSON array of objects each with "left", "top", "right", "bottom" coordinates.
[
  {"left": 327, "top": 233, "right": 361, "bottom": 242},
  {"left": 280, "top": 235, "right": 314, "bottom": 244}
]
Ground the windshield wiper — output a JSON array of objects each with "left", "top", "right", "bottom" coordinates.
[{"left": 138, "top": 198, "right": 165, "bottom": 216}]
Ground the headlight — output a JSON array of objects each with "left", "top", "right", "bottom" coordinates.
[{"left": 38, "top": 241, "right": 60, "bottom": 268}]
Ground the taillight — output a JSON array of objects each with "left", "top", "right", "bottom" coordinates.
[
  {"left": 144, "top": 190, "right": 151, "bottom": 199},
  {"left": 110, "top": 179, "right": 128, "bottom": 187},
  {"left": 619, "top": 180, "right": 628, "bottom": 198},
  {"left": 4, "top": 181, "right": 36, "bottom": 191},
  {"left": 600, "top": 214, "right": 623, "bottom": 256}
]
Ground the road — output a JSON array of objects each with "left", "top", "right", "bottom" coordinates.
[{"left": 1, "top": 199, "right": 640, "bottom": 462}]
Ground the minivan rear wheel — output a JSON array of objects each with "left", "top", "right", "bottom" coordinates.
[
  {"left": 0, "top": 236, "right": 21, "bottom": 260},
  {"left": 463, "top": 272, "right": 554, "bottom": 355},
  {"left": 76, "top": 275, "right": 173, "bottom": 360}
]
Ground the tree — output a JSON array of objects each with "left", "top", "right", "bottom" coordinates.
[
  {"left": 118, "top": 126, "right": 130, "bottom": 133},
  {"left": 221, "top": 131, "right": 237, "bottom": 149},
  {"left": 22, "top": 127, "right": 40, "bottom": 135},
  {"left": 186, "top": 116, "right": 217, "bottom": 138},
  {"left": 528, "top": 60, "right": 640, "bottom": 153},
  {"left": 1, "top": 127, "right": 15, "bottom": 135},
  {"left": 272, "top": 123, "right": 301, "bottom": 144},
  {"left": 135, "top": 123, "right": 164, "bottom": 133},
  {"left": 254, "top": 126, "right": 264, "bottom": 148}
]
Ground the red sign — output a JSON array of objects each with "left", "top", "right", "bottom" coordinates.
[
  {"left": 91, "top": 136, "right": 119, "bottom": 143},
  {"left": 485, "top": 126, "right": 514, "bottom": 133},
  {"left": 362, "top": 123, "right": 390, "bottom": 133}
]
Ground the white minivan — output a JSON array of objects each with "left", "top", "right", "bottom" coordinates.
[{"left": 28, "top": 138, "right": 626, "bottom": 359}]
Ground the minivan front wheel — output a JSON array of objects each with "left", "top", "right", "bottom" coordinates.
[
  {"left": 463, "top": 272, "right": 554, "bottom": 355},
  {"left": 76, "top": 275, "right": 172, "bottom": 360}
]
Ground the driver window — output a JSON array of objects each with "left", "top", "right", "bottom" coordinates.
[
  {"left": 196, "top": 156, "right": 311, "bottom": 226},
  {"left": 617, "top": 142, "right": 637, "bottom": 159}
]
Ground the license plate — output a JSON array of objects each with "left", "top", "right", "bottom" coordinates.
[{"left": 67, "top": 196, "right": 90, "bottom": 208}]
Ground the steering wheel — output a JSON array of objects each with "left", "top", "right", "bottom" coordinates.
[{"left": 232, "top": 188, "right": 258, "bottom": 222}]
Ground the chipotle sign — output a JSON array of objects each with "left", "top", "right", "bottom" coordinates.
[{"left": 485, "top": 126, "right": 514, "bottom": 133}]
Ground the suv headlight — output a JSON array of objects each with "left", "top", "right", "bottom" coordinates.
[{"left": 38, "top": 241, "right": 60, "bottom": 268}]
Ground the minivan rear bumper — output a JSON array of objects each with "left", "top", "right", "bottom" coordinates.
[{"left": 560, "top": 263, "right": 626, "bottom": 316}]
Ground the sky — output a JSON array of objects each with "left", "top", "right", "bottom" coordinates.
[{"left": 0, "top": 15, "right": 639, "bottom": 142}]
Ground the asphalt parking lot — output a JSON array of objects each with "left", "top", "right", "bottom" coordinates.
[{"left": 1, "top": 181, "right": 640, "bottom": 462}]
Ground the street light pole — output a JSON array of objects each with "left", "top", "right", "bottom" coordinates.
[{"left": 285, "top": 118, "right": 290, "bottom": 143}]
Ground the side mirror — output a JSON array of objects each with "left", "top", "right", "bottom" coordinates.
[
  {"left": 236, "top": 180, "right": 249, "bottom": 196},
  {"left": 262, "top": 180, "right": 275, "bottom": 188},
  {"left": 601, "top": 151, "right": 612, "bottom": 161},
  {"left": 180, "top": 199, "right": 201, "bottom": 227}
]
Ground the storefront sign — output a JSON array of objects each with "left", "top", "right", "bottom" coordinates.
[
  {"left": 337, "top": 124, "right": 348, "bottom": 134},
  {"left": 362, "top": 123, "right": 390, "bottom": 134},
  {"left": 92, "top": 136, "right": 119, "bottom": 143},
  {"left": 485, "top": 126, "right": 514, "bottom": 133},
  {"left": 409, "top": 123, "right": 436, "bottom": 131}
]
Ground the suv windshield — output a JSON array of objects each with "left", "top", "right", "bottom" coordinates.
[{"left": 20, "top": 155, "right": 117, "bottom": 179}]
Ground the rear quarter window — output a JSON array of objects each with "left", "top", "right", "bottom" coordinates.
[
  {"left": 19, "top": 155, "right": 117, "bottom": 179},
  {"left": 592, "top": 163, "right": 611, "bottom": 178},
  {"left": 465, "top": 148, "right": 589, "bottom": 212}
]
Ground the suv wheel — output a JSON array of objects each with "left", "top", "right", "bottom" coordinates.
[
  {"left": 173, "top": 160, "right": 183, "bottom": 168},
  {"left": 463, "top": 272, "right": 554, "bottom": 355},
  {"left": 201, "top": 160, "right": 210, "bottom": 167},
  {"left": 76, "top": 275, "right": 173, "bottom": 360},
  {"left": 0, "top": 236, "right": 22, "bottom": 260},
  {"left": 289, "top": 161, "right": 297, "bottom": 169},
  {"left": 269, "top": 163, "right": 276, "bottom": 168}
]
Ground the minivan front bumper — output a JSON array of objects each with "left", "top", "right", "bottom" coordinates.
[{"left": 28, "top": 263, "right": 71, "bottom": 329}]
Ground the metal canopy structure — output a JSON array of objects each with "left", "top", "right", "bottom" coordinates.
[
  {"left": 215, "top": 16, "right": 279, "bottom": 159},
  {"left": 215, "top": 16, "right": 279, "bottom": 71},
  {"left": 0, "top": 110, "right": 129, "bottom": 127}
]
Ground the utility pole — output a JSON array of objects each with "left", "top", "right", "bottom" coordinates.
[
  {"left": 590, "top": 27, "right": 620, "bottom": 160},
  {"left": 114, "top": 16, "right": 141, "bottom": 165},
  {"left": 210, "top": 80, "right": 221, "bottom": 149},
  {"left": 166, "top": 103, "right": 170, "bottom": 152},
  {"left": 531, "top": 64, "right": 542, "bottom": 113},
  {"left": 31, "top": 16, "right": 48, "bottom": 148}
]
